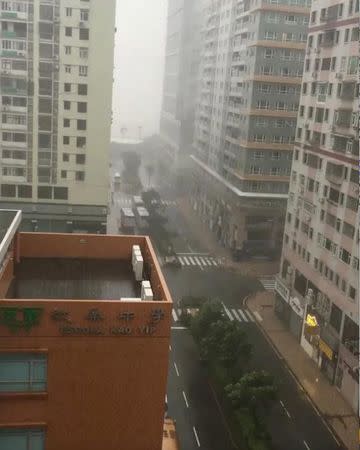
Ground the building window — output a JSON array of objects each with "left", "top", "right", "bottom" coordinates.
[
  {"left": 78, "top": 84, "right": 88, "bottom": 95},
  {"left": 80, "top": 9, "right": 89, "bottom": 21},
  {"left": 61, "top": 170, "right": 67, "bottom": 179},
  {"left": 65, "top": 27, "right": 72, "bottom": 37},
  {"left": 77, "top": 102, "right": 87, "bottom": 113},
  {"left": 76, "top": 171, "right": 85, "bottom": 181},
  {"left": 77, "top": 137, "right": 86, "bottom": 148},
  {"left": 65, "top": 65, "right": 71, "bottom": 74},
  {"left": 63, "top": 136, "right": 70, "bottom": 145},
  {"left": 79, "top": 28, "right": 89, "bottom": 40},
  {"left": 77, "top": 120, "right": 86, "bottom": 130},
  {"left": 66, "top": 7, "right": 72, "bottom": 16},
  {"left": 79, "top": 65, "right": 88, "bottom": 77},
  {"left": 0, "top": 353, "right": 47, "bottom": 392},
  {"left": 63, "top": 118, "right": 70, "bottom": 128},
  {"left": 0, "top": 429, "right": 45, "bottom": 450},
  {"left": 54, "top": 187, "right": 68, "bottom": 200},
  {"left": 79, "top": 47, "right": 88, "bottom": 59},
  {"left": 64, "top": 101, "right": 71, "bottom": 110},
  {"left": 76, "top": 154, "right": 86, "bottom": 164},
  {"left": 65, "top": 46, "right": 71, "bottom": 55},
  {"left": 63, "top": 153, "right": 69, "bottom": 162},
  {"left": 344, "top": 28, "right": 350, "bottom": 42}
]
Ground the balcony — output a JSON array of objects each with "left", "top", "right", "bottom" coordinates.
[
  {"left": 334, "top": 109, "right": 352, "bottom": 129},
  {"left": 0, "top": 11, "right": 27, "bottom": 20},
  {"left": 1, "top": 157, "right": 26, "bottom": 166},
  {"left": 1, "top": 86, "right": 27, "bottom": 95},
  {"left": 340, "top": 82, "right": 356, "bottom": 101}
]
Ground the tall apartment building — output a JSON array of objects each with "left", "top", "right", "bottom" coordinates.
[
  {"left": 160, "top": 0, "right": 202, "bottom": 169},
  {"left": 191, "top": 0, "right": 310, "bottom": 252},
  {"left": 0, "top": 209, "right": 172, "bottom": 449},
  {"left": 0, "top": 0, "right": 115, "bottom": 233},
  {"left": 275, "top": 0, "right": 359, "bottom": 412}
]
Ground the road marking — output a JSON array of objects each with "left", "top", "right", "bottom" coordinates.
[
  {"left": 171, "top": 326, "right": 187, "bottom": 330},
  {"left": 205, "top": 257, "right": 213, "bottom": 265},
  {"left": 222, "top": 302, "right": 234, "bottom": 321},
  {"left": 280, "top": 400, "right": 291, "bottom": 418},
  {"left": 179, "top": 257, "right": 186, "bottom": 267},
  {"left": 194, "top": 256, "right": 202, "bottom": 266},
  {"left": 172, "top": 309, "right": 178, "bottom": 322},
  {"left": 188, "top": 256, "right": 196, "bottom": 265},
  {"left": 169, "top": 345, "right": 172, "bottom": 351},
  {"left": 232, "top": 309, "right": 241, "bottom": 321},
  {"left": 199, "top": 256, "right": 207, "bottom": 266},
  {"left": 245, "top": 310, "right": 255, "bottom": 322},
  {"left": 174, "top": 362, "right": 180, "bottom": 377},
  {"left": 238, "top": 309, "right": 248, "bottom": 322},
  {"left": 253, "top": 311, "right": 263, "bottom": 322},
  {"left": 177, "top": 252, "right": 209, "bottom": 256},
  {"left": 303, "top": 440, "right": 310, "bottom": 450},
  {"left": 212, "top": 258, "right": 218, "bottom": 266},
  {"left": 183, "top": 256, "right": 190, "bottom": 265},
  {"left": 182, "top": 391, "right": 189, "bottom": 408},
  {"left": 193, "top": 426, "right": 201, "bottom": 447}
]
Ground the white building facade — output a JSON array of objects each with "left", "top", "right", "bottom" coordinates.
[
  {"left": 0, "top": 0, "right": 116, "bottom": 232},
  {"left": 275, "top": 0, "right": 359, "bottom": 412}
]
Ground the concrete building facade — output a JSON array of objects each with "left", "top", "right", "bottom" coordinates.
[
  {"left": 275, "top": 0, "right": 359, "bottom": 412},
  {"left": 160, "top": 0, "right": 202, "bottom": 169},
  {"left": 191, "top": 0, "right": 311, "bottom": 253},
  {"left": 0, "top": 0, "right": 116, "bottom": 233},
  {"left": 0, "top": 210, "right": 172, "bottom": 450}
]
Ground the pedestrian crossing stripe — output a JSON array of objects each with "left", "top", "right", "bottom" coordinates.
[
  {"left": 171, "top": 307, "right": 260, "bottom": 323},
  {"left": 117, "top": 198, "right": 178, "bottom": 207},
  {"left": 259, "top": 278, "right": 276, "bottom": 291},
  {"left": 178, "top": 255, "right": 221, "bottom": 268}
]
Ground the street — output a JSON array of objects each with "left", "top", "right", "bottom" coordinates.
[{"left": 108, "top": 159, "right": 343, "bottom": 450}]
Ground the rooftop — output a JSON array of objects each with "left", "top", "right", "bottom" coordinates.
[{"left": 7, "top": 258, "right": 139, "bottom": 300}]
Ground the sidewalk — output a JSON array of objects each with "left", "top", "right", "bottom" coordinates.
[
  {"left": 247, "top": 290, "right": 358, "bottom": 450},
  {"left": 177, "top": 198, "right": 280, "bottom": 277}
]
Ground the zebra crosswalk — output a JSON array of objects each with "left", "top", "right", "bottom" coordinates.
[
  {"left": 177, "top": 254, "right": 221, "bottom": 268},
  {"left": 259, "top": 277, "right": 276, "bottom": 291},
  {"left": 171, "top": 306, "right": 262, "bottom": 323},
  {"left": 115, "top": 198, "right": 178, "bottom": 207}
]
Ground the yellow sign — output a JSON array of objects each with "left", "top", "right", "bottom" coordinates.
[
  {"left": 306, "top": 314, "right": 318, "bottom": 327},
  {"left": 319, "top": 339, "right": 333, "bottom": 361}
]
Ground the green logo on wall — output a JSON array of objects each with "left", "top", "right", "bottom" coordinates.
[{"left": 0, "top": 307, "right": 43, "bottom": 333}]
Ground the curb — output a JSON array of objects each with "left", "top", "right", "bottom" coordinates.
[{"left": 244, "top": 293, "right": 347, "bottom": 450}]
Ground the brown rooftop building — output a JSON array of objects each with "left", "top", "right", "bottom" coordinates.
[{"left": 0, "top": 210, "right": 173, "bottom": 450}]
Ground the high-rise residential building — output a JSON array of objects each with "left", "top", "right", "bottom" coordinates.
[
  {"left": 0, "top": 209, "right": 172, "bottom": 449},
  {"left": 0, "top": 0, "right": 115, "bottom": 233},
  {"left": 274, "top": 0, "right": 359, "bottom": 412},
  {"left": 160, "top": 0, "right": 202, "bottom": 170},
  {"left": 190, "top": 0, "right": 310, "bottom": 253}
]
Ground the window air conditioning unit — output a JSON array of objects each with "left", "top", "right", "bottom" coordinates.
[
  {"left": 319, "top": 198, "right": 325, "bottom": 204},
  {"left": 335, "top": 72, "right": 343, "bottom": 79},
  {"left": 312, "top": 72, "right": 318, "bottom": 78},
  {"left": 79, "top": 21, "right": 86, "bottom": 28},
  {"left": 68, "top": 207, "right": 72, "bottom": 213},
  {"left": 304, "top": 122, "right": 310, "bottom": 128},
  {"left": 314, "top": 48, "right": 320, "bottom": 54},
  {"left": 300, "top": 186, "right": 305, "bottom": 194}
]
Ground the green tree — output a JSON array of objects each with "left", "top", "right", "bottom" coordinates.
[
  {"left": 190, "top": 300, "right": 224, "bottom": 342},
  {"left": 225, "top": 371, "right": 278, "bottom": 416},
  {"left": 199, "top": 319, "right": 252, "bottom": 370}
]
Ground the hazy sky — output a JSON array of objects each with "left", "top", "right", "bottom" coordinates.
[{"left": 111, "top": 0, "right": 167, "bottom": 141}]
